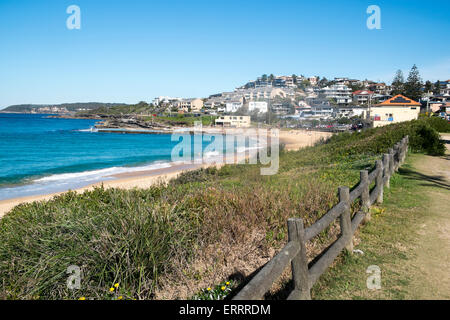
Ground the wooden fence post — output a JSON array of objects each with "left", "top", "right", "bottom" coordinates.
[
  {"left": 375, "top": 160, "right": 383, "bottom": 204},
  {"left": 388, "top": 148, "right": 395, "bottom": 177},
  {"left": 338, "top": 187, "right": 353, "bottom": 252},
  {"left": 383, "top": 154, "right": 390, "bottom": 188},
  {"left": 360, "top": 170, "right": 370, "bottom": 223},
  {"left": 287, "top": 218, "right": 311, "bottom": 300},
  {"left": 401, "top": 138, "right": 407, "bottom": 164},
  {"left": 393, "top": 143, "right": 400, "bottom": 172},
  {"left": 398, "top": 140, "right": 403, "bottom": 165}
]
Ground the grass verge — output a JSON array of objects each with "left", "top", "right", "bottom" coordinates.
[{"left": 311, "top": 153, "right": 442, "bottom": 299}]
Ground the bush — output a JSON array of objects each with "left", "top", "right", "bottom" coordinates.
[
  {"left": 0, "top": 187, "right": 193, "bottom": 300},
  {"left": 422, "top": 116, "right": 450, "bottom": 133},
  {"left": 414, "top": 123, "right": 446, "bottom": 155},
  {"left": 170, "top": 167, "right": 218, "bottom": 185},
  {"left": 322, "top": 120, "right": 445, "bottom": 157}
]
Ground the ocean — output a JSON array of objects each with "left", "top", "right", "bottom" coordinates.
[{"left": 0, "top": 113, "right": 213, "bottom": 200}]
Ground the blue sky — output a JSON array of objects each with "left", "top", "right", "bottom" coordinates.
[{"left": 0, "top": 0, "right": 449, "bottom": 108}]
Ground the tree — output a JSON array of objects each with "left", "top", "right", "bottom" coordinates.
[
  {"left": 235, "top": 105, "right": 249, "bottom": 116},
  {"left": 391, "top": 70, "right": 405, "bottom": 96},
  {"left": 268, "top": 74, "right": 275, "bottom": 83},
  {"left": 404, "top": 64, "right": 423, "bottom": 101},
  {"left": 261, "top": 74, "right": 268, "bottom": 82},
  {"left": 424, "top": 80, "right": 433, "bottom": 93},
  {"left": 349, "top": 83, "right": 364, "bottom": 92},
  {"left": 318, "top": 77, "right": 328, "bottom": 87},
  {"left": 292, "top": 74, "right": 297, "bottom": 84},
  {"left": 301, "top": 79, "right": 311, "bottom": 88},
  {"left": 433, "top": 80, "right": 441, "bottom": 95}
]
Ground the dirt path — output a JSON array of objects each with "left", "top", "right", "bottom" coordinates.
[{"left": 403, "top": 134, "right": 450, "bottom": 299}]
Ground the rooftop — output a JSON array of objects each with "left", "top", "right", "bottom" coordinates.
[{"left": 375, "top": 94, "right": 421, "bottom": 107}]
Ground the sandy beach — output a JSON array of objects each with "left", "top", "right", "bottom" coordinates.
[{"left": 0, "top": 129, "right": 332, "bottom": 218}]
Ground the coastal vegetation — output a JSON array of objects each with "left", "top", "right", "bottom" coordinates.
[
  {"left": 1, "top": 102, "right": 129, "bottom": 113},
  {"left": 77, "top": 102, "right": 217, "bottom": 127},
  {"left": 77, "top": 101, "right": 154, "bottom": 116},
  {"left": 0, "top": 118, "right": 445, "bottom": 300},
  {"left": 143, "top": 114, "right": 217, "bottom": 127}
]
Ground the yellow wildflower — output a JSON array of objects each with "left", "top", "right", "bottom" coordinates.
[
  {"left": 226, "top": 282, "right": 230, "bottom": 285},
  {"left": 114, "top": 283, "right": 119, "bottom": 288},
  {"left": 207, "top": 287, "right": 211, "bottom": 291},
  {"left": 78, "top": 297, "right": 86, "bottom": 300},
  {"left": 109, "top": 287, "right": 115, "bottom": 292},
  {"left": 118, "top": 296, "right": 123, "bottom": 300},
  {"left": 221, "top": 286, "right": 226, "bottom": 291}
]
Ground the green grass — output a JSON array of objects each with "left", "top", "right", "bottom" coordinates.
[
  {"left": 311, "top": 154, "right": 431, "bottom": 300},
  {"left": 0, "top": 120, "right": 445, "bottom": 300}
]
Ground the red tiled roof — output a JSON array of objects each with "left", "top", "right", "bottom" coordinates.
[
  {"left": 375, "top": 94, "right": 421, "bottom": 107},
  {"left": 352, "top": 90, "right": 374, "bottom": 95}
]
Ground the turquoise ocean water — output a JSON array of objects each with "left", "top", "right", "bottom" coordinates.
[{"left": 0, "top": 113, "right": 212, "bottom": 200}]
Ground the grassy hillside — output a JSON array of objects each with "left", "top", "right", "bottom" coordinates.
[{"left": 0, "top": 118, "right": 445, "bottom": 300}]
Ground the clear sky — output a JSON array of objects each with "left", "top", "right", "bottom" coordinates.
[{"left": 0, "top": 0, "right": 449, "bottom": 108}]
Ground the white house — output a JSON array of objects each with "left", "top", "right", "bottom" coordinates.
[
  {"left": 225, "top": 101, "right": 243, "bottom": 113},
  {"left": 321, "top": 84, "right": 352, "bottom": 105},
  {"left": 248, "top": 101, "right": 268, "bottom": 113}
]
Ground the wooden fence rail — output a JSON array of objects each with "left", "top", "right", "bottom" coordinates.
[{"left": 233, "top": 135, "right": 409, "bottom": 300}]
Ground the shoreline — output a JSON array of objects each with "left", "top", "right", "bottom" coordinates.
[
  {"left": 0, "top": 162, "right": 204, "bottom": 218},
  {"left": 0, "top": 129, "right": 332, "bottom": 218}
]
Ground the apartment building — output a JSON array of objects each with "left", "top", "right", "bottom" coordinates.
[
  {"left": 439, "top": 80, "right": 450, "bottom": 95},
  {"left": 321, "top": 84, "right": 352, "bottom": 105},
  {"left": 271, "top": 103, "right": 292, "bottom": 115}
]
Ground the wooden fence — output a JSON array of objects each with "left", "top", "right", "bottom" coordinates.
[{"left": 233, "top": 136, "right": 409, "bottom": 300}]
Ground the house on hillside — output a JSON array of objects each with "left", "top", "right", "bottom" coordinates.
[
  {"left": 174, "top": 98, "right": 204, "bottom": 112},
  {"left": 369, "top": 94, "right": 421, "bottom": 128},
  {"left": 248, "top": 101, "right": 268, "bottom": 113},
  {"left": 225, "top": 101, "right": 243, "bottom": 113},
  {"left": 215, "top": 115, "right": 251, "bottom": 128},
  {"left": 321, "top": 84, "right": 352, "bottom": 105},
  {"left": 352, "top": 90, "right": 374, "bottom": 105}
]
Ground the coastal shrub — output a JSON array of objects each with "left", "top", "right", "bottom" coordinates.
[
  {"left": 170, "top": 167, "right": 218, "bottom": 185},
  {"left": 321, "top": 120, "right": 445, "bottom": 157},
  {"left": 423, "top": 116, "right": 450, "bottom": 133},
  {"left": 0, "top": 187, "right": 196, "bottom": 300}
]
